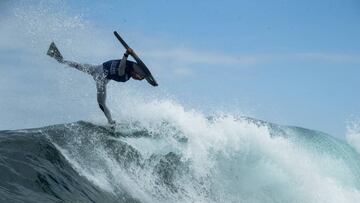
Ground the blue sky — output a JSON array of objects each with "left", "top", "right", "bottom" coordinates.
[
  {"left": 1, "top": 0, "right": 360, "bottom": 137},
  {"left": 70, "top": 0, "right": 360, "bottom": 137}
]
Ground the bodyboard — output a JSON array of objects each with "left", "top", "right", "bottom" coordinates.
[{"left": 113, "top": 31, "right": 158, "bottom": 86}]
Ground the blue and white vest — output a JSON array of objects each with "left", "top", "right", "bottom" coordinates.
[{"left": 102, "top": 60, "right": 134, "bottom": 82}]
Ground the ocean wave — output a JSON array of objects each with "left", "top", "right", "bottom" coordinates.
[{"left": 1, "top": 118, "right": 360, "bottom": 203}]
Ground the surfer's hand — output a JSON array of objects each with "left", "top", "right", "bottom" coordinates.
[{"left": 126, "top": 48, "right": 133, "bottom": 54}]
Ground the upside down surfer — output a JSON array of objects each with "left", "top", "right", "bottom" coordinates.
[{"left": 47, "top": 41, "right": 156, "bottom": 125}]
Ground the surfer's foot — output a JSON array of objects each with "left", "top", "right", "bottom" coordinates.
[
  {"left": 47, "top": 42, "right": 64, "bottom": 63},
  {"left": 109, "top": 120, "right": 116, "bottom": 130}
]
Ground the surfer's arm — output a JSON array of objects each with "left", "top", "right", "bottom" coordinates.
[
  {"left": 118, "top": 52, "right": 129, "bottom": 76},
  {"left": 118, "top": 49, "right": 134, "bottom": 76}
]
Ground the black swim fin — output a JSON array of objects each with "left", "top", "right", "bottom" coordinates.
[{"left": 47, "top": 42, "right": 63, "bottom": 62}]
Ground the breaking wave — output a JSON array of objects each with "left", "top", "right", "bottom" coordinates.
[{"left": 1, "top": 107, "right": 360, "bottom": 203}]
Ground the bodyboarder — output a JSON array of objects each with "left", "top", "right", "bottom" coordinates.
[{"left": 47, "top": 42, "right": 151, "bottom": 126}]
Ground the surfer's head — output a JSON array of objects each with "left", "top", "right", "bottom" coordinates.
[
  {"left": 130, "top": 64, "right": 146, "bottom": 80},
  {"left": 130, "top": 69, "right": 145, "bottom": 80}
]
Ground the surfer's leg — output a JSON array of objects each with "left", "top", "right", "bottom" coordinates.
[
  {"left": 96, "top": 80, "right": 114, "bottom": 124},
  {"left": 61, "top": 60, "right": 97, "bottom": 76},
  {"left": 91, "top": 65, "right": 106, "bottom": 81}
]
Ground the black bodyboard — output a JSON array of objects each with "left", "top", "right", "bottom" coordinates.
[{"left": 113, "top": 31, "right": 158, "bottom": 86}]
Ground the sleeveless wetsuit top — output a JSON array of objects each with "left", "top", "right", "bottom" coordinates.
[{"left": 102, "top": 60, "right": 135, "bottom": 82}]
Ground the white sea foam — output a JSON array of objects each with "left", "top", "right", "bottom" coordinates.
[
  {"left": 346, "top": 119, "right": 360, "bottom": 154},
  {"left": 107, "top": 95, "right": 360, "bottom": 203}
]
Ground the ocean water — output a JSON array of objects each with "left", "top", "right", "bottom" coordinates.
[{"left": 1, "top": 112, "right": 360, "bottom": 203}]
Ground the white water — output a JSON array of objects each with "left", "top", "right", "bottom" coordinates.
[
  {"left": 346, "top": 119, "right": 360, "bottom": 154},
  {"left": 48, "top": 94, "right": 360, "bottom": 202},
  {"left": 118, "top": 100, "right": 360, "bottom": 203}
]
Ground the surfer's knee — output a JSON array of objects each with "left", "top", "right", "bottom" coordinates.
[
  {"left": 98, "top": 103, "right": 105, "bottom": 112},
  {"left": 97, "top": 96, "right": 104, "bottom": 105},
  {"left": 97, "top": 94, "right": 106, "bottom": 111}
]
